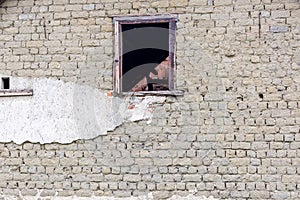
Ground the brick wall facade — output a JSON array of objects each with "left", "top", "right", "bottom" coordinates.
[{"left": 0, "top": 0, "right": 299, "bottom": 199}]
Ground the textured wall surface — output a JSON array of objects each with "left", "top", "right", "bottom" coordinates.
[
  {"left": 0, "top": 75, "right": 157, "bottom": 144},
  {"left": 0, "top": 0, "right": 299, "bottom": 199}
]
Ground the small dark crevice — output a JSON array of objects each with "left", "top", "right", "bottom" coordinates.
[
  {"left": 43, "top": 17, "right": 48, "bottom": 40},
  {"left": 193, "top": 20, "right": 199, "bottom": 27},
  {"left": 237, "top": 95, "right": 244, "bottom": 101},
  {"left": 226, "top": 87, "right": 233, "bottom": 92},
  {"left": 207, "top": 0, "right": 214, "bottom": 6},
  {"left": 1, "top": 77, "right": 10, "bottom": 89},
  {"left": 258, "top": 11, "right": 261, "bottom": 39},
  {"left": 259, "top": 93, "right": 263, "bottom": 99},
  {"left": 0, "top": 0, "right": 6, "bottom": 6},
  {"left": 277, "top": 88, "right": 283, "bottom": 92}
]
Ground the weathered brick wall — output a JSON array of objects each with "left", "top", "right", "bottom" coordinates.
[{"left": 0, "top": 0, "right": 299, "bottom": 199}]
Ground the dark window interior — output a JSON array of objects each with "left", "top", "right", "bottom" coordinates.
[
  {"left": 2, "top": 78, "right": 10, "bottom": 89},
  {"left": 121, "top": 22, "right": 170, "bottom": 92}
]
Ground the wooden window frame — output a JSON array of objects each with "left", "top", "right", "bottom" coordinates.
[{"left": 113, "top": 15, "right": 182, "bottom": 96}]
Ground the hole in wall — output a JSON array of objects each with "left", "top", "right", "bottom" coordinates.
[
  {"left": 226, "top": 87, "right": 233, "bottom": 91},
  {"left": 237, "top": 95, "right": 244, "bottom": 101},
  {"left": 259, "top": 93, "right": 263, "bottom": 99},
  {"left": 1, "top": 77, "right": 10, "bottom": 89}
]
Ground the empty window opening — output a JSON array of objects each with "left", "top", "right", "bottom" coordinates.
[
  {"left": 122, "top": 23, "right": 170, "bottom": 92},
  {"left": 114, "top": 15, "right": 177, "bottom": 94},
  {"left": 1, "top": 77, "right": 10, "bottom": 89}
]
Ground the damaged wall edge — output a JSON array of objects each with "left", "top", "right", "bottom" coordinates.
[
  {"left": 0, "top": 75, "right": 159, "bottom": 144},
  {"left": 0, "top": 89, "right": 33, "bottom": 97}
]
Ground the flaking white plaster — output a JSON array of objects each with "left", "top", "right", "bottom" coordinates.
[{"left": 0, "top": 75, "right": 155, "bottom": 144}]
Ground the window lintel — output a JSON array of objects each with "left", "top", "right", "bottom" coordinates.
[{"left": 113, "top": 14, "right": 178, "bottom": 23}]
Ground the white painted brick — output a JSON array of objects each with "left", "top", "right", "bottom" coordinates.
[
  {"left": 83, "top": 4, "right": 95, "bottom": 11},
  {"left": 18, "top": 13, "right": 35, "bottom": 20}
]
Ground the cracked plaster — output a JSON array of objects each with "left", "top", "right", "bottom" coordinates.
[{"left": 0, "top": 75, "right": 158, "bottom": 144}]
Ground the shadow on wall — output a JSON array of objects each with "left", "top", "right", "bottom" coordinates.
[{"left": 0, "top": 0, "right": 6, "bottom": 5}]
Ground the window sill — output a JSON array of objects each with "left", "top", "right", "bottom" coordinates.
[
  {"left": 116, "top": 90, "right": 184, "bottom": 97},
  {"left": 0, "top": 89, "right": 33, "bottom": 97}
]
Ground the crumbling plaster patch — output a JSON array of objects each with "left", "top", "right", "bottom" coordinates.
[{"left": 0, "top": 75, "right": 158, "bottom": 144}]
